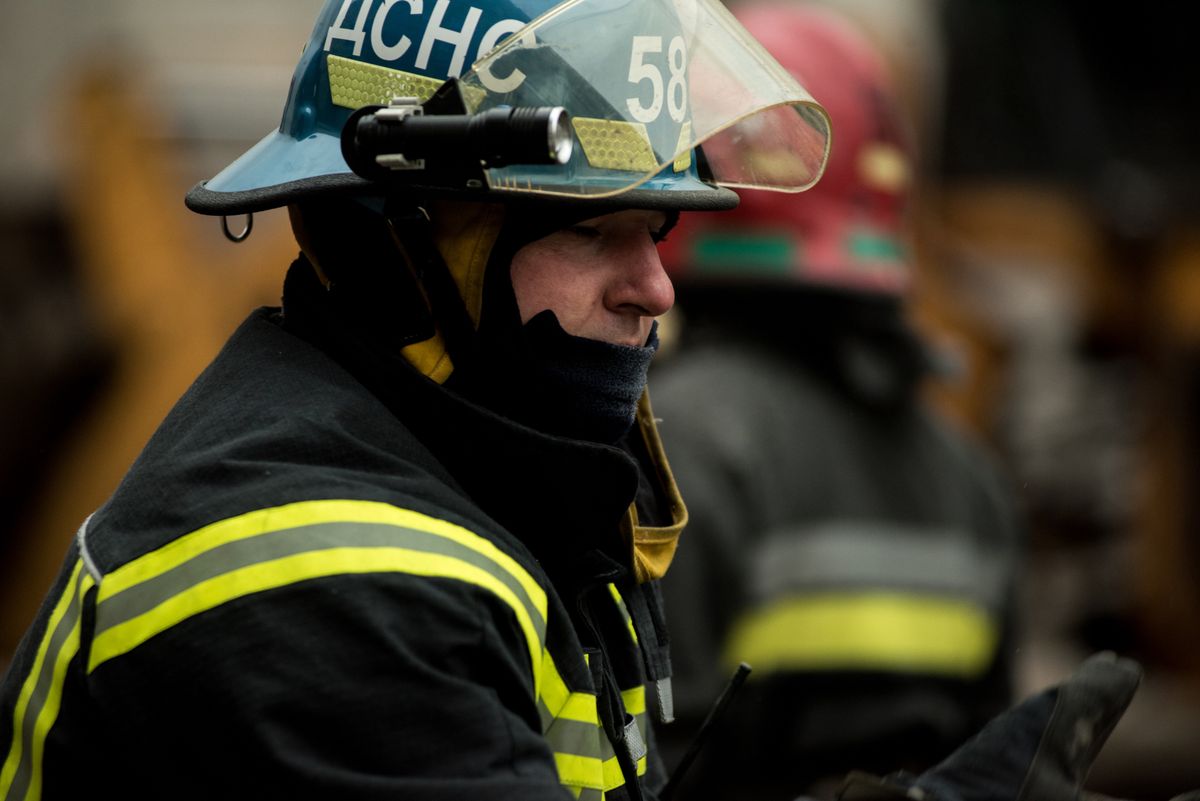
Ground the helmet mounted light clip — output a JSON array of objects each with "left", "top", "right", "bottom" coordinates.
[
  {"left": 371, "top": 98, "right": 428, "bottom": 171},
  {"left": 341, "top": 79, "right": 574, "bottom": 193}
]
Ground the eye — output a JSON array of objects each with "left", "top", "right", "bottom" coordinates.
[
  {"left": 651, "top": 212, "right": 678, "bottom": 243},
  {"left": 566, "top": 224, "right": 602, "bottom": 240}
]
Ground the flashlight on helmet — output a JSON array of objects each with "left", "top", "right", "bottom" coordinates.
[{"left": 342, "top": 97, "right": 573, "bottom": 183}]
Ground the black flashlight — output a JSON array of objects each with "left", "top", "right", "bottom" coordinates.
[{"left": 342, "top": 98, "right": 573, "bottom": 181}]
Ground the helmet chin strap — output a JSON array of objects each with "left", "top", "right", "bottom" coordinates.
[{"left": 382, "top": 199, "right": 479, "bottom": 369}]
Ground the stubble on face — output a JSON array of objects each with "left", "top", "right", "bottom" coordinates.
[{"left": 509, "top": 209, "right": 673, "bottom": 347}]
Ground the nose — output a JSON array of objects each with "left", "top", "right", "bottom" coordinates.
[{"left": 606, "top": 233, "right": 675, "bottom": 318}]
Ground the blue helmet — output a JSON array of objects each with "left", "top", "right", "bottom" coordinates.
[{"left": 185, "top": 0, "right": 830, "bottom": 216}]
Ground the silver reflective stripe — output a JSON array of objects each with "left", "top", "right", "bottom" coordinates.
[
  {"left": 93, "top": 520, "right": 546, "bottom": 648},
  {"left": 623, "top": 715, "right": 647, "bottom": 762},
  {"left": 750, "top": 521, "right": 1009, "bottom": 611},
  {"left": 654, "top": 677, "right": 674, "bottom": 724},
  {"left": 537, "top": 698, "right": 556, "bottom": 732},
  {"left": 74, "top": 514, "right": 101, "bottom": 583},
  {"left": 544, "top": 718, "right": 604, "bottom": 759},
  {"left": 1, "top": 563, "right": 90, "bottom": 801}
]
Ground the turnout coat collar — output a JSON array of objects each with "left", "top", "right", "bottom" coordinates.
[{"left": 280, "top": 257, "right": 648, "bottom": 583}]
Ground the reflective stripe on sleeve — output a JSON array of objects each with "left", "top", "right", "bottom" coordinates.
[
  {"left": 88, "top": 500, "right": 548, "bottom": 693},
  {"left": 1, "top": 560, "right": 95, "bottom": 801},
  {"left": 606, "top": 584, "right": 638, "bottom": 644},
  {"left": 538, "top": 650, "right": 648, "bottom": 795},
  {"left": 724, "top": 591, "right": 999, "bottom": 678}
]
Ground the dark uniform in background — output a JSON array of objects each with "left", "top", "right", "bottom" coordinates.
[{"left": 650, "top": 5, "right": 1023, "bottom": 799}]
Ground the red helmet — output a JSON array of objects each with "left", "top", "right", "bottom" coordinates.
[{"left": 660, "top": 2, "right": 914, "bottom": 295}]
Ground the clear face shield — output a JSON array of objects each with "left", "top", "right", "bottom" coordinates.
[{"left": 456, "top": 0, "right": 830, "bottom": 199}]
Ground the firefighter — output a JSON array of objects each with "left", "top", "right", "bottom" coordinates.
[
  {"left": 0, "top": 0, "right": 830, "bottom": 798},
  {"left": 648, "top": 3, "right": 1023, "bottom": 799},
  {"left": 0, "top": 0, "right": 1190, "bottom": 800}
]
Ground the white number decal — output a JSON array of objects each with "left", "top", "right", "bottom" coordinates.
[
  {"left": 626, "top": 36, "right": 664, "bottom": 123},
  {"left": 667, "top": 35, "right": 687, "bottom": 122},
  {"left": 626, "top": 35, "right": 687, "bottom": 124}
]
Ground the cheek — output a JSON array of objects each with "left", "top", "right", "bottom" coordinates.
[{"left": 510, "top": 250, "right": 576, "bottom": 325}]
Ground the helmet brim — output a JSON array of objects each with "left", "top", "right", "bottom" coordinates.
[{"left": 184, "top": 128, "right": 739, "bottom": 216}]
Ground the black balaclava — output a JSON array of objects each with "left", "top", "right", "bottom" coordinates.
[
  {"left": 447, "top": 209, "right": 674, "bottom": 444},
  {"left": 290, "top": 197, "right": 673, "bottom": 444}
]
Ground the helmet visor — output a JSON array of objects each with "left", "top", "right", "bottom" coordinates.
[{"left": 458, "top": 0, "right": 830, "bottom": 199}]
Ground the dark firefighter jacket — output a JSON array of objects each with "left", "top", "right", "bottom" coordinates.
[
  {"left": 0, "top": 265, "right": 681, "bottom": 801},
  {"left": 651, "top": 337, "right": 1024, "bottom": 801}
]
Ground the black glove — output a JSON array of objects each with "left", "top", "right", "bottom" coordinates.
[{"left": 835, "top": 652, "right": 1200, "bottom": 801}]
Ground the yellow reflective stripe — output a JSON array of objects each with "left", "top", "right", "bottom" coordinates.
[
  {"left": 537, "top": 594, "right": 649, "bottom": 796},
  {"left": 91, "top": 546, "right": 542, "bottom": 680},
  {"left": 606, "top": 584, "right": 637, "bottom": 644},
  {"left": 325, "top": 55, "right": 486, "bottom": 115},
  {"left": 539, "top": 650, "right": 600, "bottom": 726},
  {"left": 555, "top": 753, "right": 644, "bottom": 793},
  {"left": 724, "top": 592, "right": 999, "bottom": 677},
  {"left": 538, "top": 649, "right": 571, "bottom": 723},
  {"left": 620, "top": 686, "right": 645, "bottom": 717},
  {"left": 555, "top": 753, "right": 604, "bottom": 790},
  {"left": 540, "top": 651, "right": 647, "bottom": 794},
  {"left": 0, "top": 563, "right": 79, "bottom": 794},
  {"left": 326, "top": 54, "right": 443, "bottom": 109},
  {"left": 1, "top": 562, "right": 94, "bottom": 801},
  {"left": 672, "top": 120, "right": 693, "bottom": 173},
  {"left": 89, "top": 500, "right": 548, "bottom": 693},
  {"left": 98, "top": 500, "right": 545, "bottom": 618},
  {"left": 558, "top": 693, "right": 601, "bottom": 724},
  {"left": 572, "top": 117, "right": 658, "bottom": 173}
]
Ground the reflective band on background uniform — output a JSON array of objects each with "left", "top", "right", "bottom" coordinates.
[
  {"left": 727, "top": 521, "right": 1006, "bottom": 677},
  {"left": 723, "top": 591, "right": 998, "bottom": 677},
  {"left": 1, "top": 561, "right": 94, "bottom": 801},
  {"left": 749, "top": 521, "right": 1010, "bottom": 613},
  {"left": 87, "top": 500, "right": 548, "bottom": 692}
]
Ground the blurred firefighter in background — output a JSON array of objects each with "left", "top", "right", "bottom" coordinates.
[{"left": 650, "top": 4, "right": 1026, "bottom": 799}]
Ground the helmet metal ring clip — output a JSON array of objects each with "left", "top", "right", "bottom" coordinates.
[{"left": 221, "top": 214, "right": 254, "bottom": 243}]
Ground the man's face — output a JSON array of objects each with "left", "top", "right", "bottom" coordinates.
[{"left": 510, "top": 209, "right": 673, "bottom": 347}]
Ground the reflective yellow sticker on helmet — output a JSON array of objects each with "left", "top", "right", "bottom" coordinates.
[
  {"left": 572, "top": 117, "right": 659, "bottom": 174},
  {"left": 672, "top": 121, "right": 693, "bottom": 172},
  {"left": 327, "top": 54, "right": 444, "bottom": 109}
]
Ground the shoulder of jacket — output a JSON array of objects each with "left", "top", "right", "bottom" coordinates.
[{"left": 81, "top": 498, "right": 552, "bottom": 676}]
